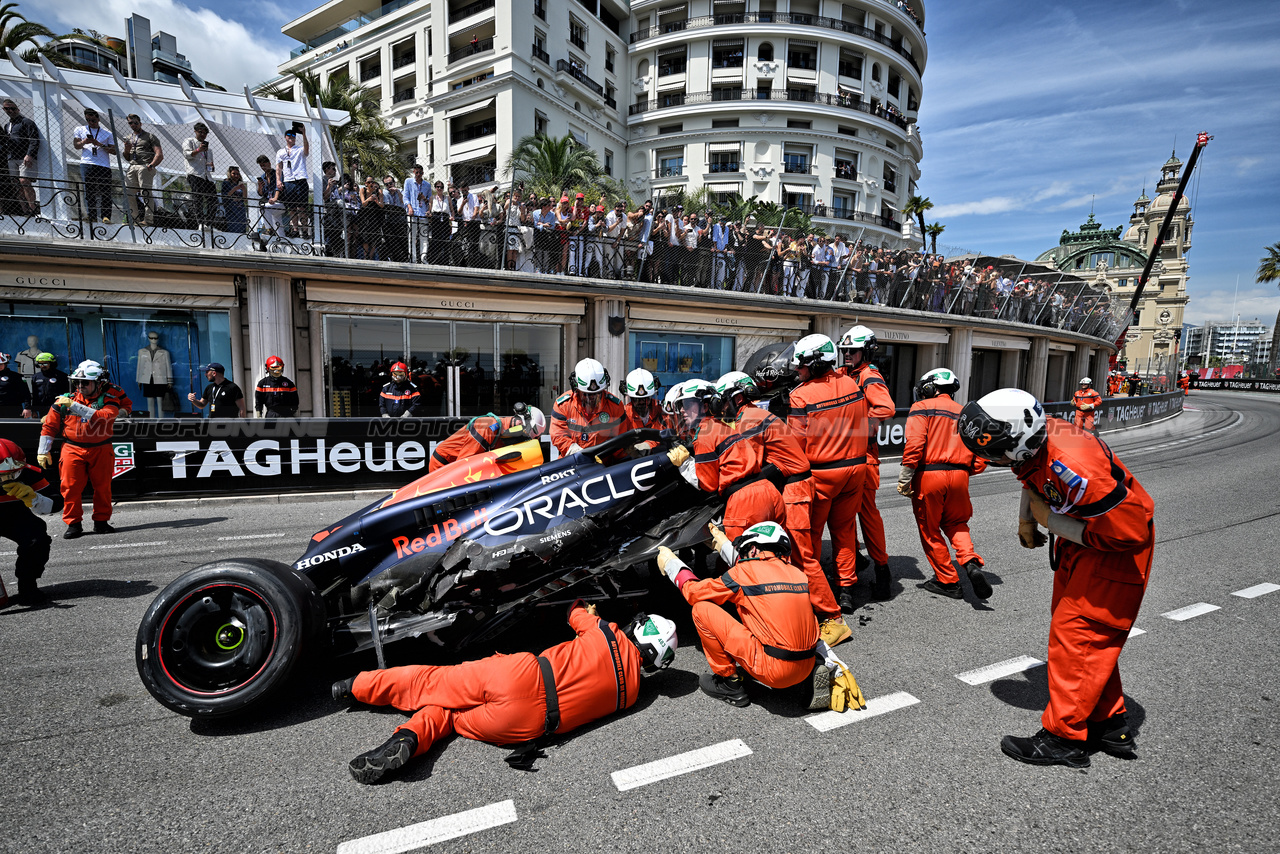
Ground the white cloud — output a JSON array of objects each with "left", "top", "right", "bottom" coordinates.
[
  {"left": 41, "top": 0, "right": 288, "bottom": 91},
  {"left": 1184, "top": 287, "right": 1280, "bottom": 325}
]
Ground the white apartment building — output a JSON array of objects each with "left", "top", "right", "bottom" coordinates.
[{"left": 257, "top": 0, "right": 924, "bottom": 246}]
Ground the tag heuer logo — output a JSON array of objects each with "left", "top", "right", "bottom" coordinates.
[{"left": 112, "top": 442, "right": 135, "bottom": 479}]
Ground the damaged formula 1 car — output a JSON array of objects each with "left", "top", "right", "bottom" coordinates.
[{"left": 136, "top": 430, "right": 720, "bottom": 718}]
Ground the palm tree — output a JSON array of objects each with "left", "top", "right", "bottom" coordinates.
[
  {"left": 1258, "top": 242, "right": 1280, "bottom": 286},
  {"left": 504, "top": 133, "right": 605, "bottom": 199},
  {"left": 279, "top": 70, "right": 399, "bottom": 179},
  {"left": 925, "top": 221, "right": 946, "bottom": 254},
  {"left": 901, "top": 194, "right": 932, "bottom": 249},
  {"left": 0, "top": 2, "right": 80, "bottom": 68}
]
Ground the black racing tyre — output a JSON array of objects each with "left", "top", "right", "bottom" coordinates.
[{"left": 136, "top": 559, "right": 326, "bottom": 718}]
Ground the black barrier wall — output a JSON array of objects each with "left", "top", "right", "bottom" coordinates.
[
  {"left": 1193, "top": 378, "right": 1280, "bottom": 393},
  {"left": 3, "top": 392, "right": 1182, "bottom": 499}
]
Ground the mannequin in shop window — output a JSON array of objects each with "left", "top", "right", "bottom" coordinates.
[
  {"left": 136, "top": 331, "right": 173, "bottom": 418},
  {"left": 14, "top": 336, "right": 43, "bottom": 381}
]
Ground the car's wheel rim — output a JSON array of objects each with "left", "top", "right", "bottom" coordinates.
[{"left": 154, "top": 583, "right": 280, "bottom": 696}]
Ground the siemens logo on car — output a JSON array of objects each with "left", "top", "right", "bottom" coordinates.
[
  {"left": 483, "top": 458, "right": 660, "bottom": 536},
  {"left": 295, "top": 543, "right": 366, "bottom": 569}
]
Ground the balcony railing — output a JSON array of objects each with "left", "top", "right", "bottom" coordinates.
[
  {"left": 532, "top": 43, "right": 550, "bottom": 64},
  {"left": 447, "top": 36, "right": 493, "bottom": 64},
  {"left": 392, "top": 51, "right": 415, "bottom": 69},
  {"left": 360, "top": 65, "right": 381, "bottom": 81},
  {"left": 451, "top": 122, "right": 496, "bottom": 144},
  {"left": 393, "top": 88, "right": 415, "bottom": 104},
  {"left": 708, "top": 161, "right": 741, "bottom": 173},
  {"left": 782, "top": 161, "right": 814, "bottom": 174},
  {"left": 655, "top": 165, "right": 685, "bottom": 178},
  {"left": 629, "top": 12, "right": 922, "bottom": 74},
  {"left": 605, "top": 95, "right": 617, "bottom": 109},
  {"left": 628, "top": 88, "right": 911, "bottom": 129},
  {"left": 834, "top": 163, "right": 858, "bottom": 181},
  {"left": 882, "top": 177, "right": 897, "bottom": 193},
  {"left": 570, "top": 32, "right": 586, "bottom": 49},
  {"left": 450, "top": 0, "right": 495, "bottom": 21},
  {"left": 555, "top": 59, "right": 604, "bottom": 95}
]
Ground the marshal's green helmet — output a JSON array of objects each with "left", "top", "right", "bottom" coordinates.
[{"left": 35, "top": 352, "right": 57, "bottom": 365}]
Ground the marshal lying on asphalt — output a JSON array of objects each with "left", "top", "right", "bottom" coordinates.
[{"left": 135, "top": 429, "right": 718, "bottom": 718}]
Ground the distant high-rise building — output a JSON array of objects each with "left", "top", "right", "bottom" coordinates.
[{"left": 126, "top": 13, "right": 210, "bottom": 89}]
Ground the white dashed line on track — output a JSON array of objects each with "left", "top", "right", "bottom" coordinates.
[
  {"left": 335, "top": 800, "right": 517, "bottom": 854},
  {"left": 611, "top": 739, "right": 752, "bottom": 792},
  {"left": 1162, "top": 602, "right": 1221, "bottom": 621},
  {"left": 954, "top": 655, "right": 1043, "bottom": 686},
  {"left": 1128, "top": 627, "right": 1146, "bottom": 637},
  {"left": 217, "top": 533, "right": 287, "bottom": 541},
  {"left": 806, "top": 691, "right": 921, "bottom": 732},
  {"left": 1232, "top": 582, "right": 1280, "bottom": 599},
  {"left": 88, "top": 540, "right": 170, "bottom": 550}
]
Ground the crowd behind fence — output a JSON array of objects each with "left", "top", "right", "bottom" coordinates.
[{"left": 0, "top": 168, "right": 1127, "bottom": 343}]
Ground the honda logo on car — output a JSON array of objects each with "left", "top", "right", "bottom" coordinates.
[
  {"left": 484, "top": 458, "right": 659, "bottom": 537},
  {"left": 295, "top": 543, "right": 366, "bottom": 569}
]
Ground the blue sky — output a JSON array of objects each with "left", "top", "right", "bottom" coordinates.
[{"left": 36, "top": 0, "right": 1280, "bottom": 325}]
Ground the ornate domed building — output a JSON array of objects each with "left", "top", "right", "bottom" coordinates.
[{"left": 1036, "top": 151, "right": 1193, "bottom": 371}]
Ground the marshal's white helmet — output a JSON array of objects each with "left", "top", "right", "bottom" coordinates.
[
  {"left": 627, "top": 612, "right": 678, "bottom": 672},
  {"left": 70, "top": 360, "right": 106, "bottom": 382},
  {"left": 623, "top": 368, "right": 658, "bottom": 399},
  {"left": 506, "top": 403, "right": 547, "bottom": 439},
  {"left": 838, "top": 324, "right": 878, "bottom": 355},
  {"left": 571, "top": 358, "right": 609, "bottom": 394},
  {"left": 662, "top": 381, "right": 686, "bottom": 417},
  {"left": 674, "top": 378, "right": 715, "bottom": 404},
  {"left": 914, "top": 367, "right": 960, "bottom": 401},
  {"left": 958, "top": 388, "right": 1047, "bottom": 465},
  {"left": 1079, "top": 377, "right": 1093, "bottom": 387},
  {"left": 733, "top": 521, "right": 792, "bottom": 559},
  {"left": 790, "top": 333, "right": 838, "bottom": 371},
  {"left": 715, "top": 371, "right": 755, "bottom": 397}
]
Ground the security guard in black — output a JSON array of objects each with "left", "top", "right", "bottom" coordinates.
[{"left": 189, "top": 362, "right": 246, "bottom": 418}]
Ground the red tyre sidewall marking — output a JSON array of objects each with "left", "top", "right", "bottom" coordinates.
[{"left": 155, "top": 582, "right": 280, "bottom": 697}]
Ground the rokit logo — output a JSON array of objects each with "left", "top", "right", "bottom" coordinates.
[
  {"left": 295, "top": 543, "right": 366, "bottom": 569},
  {"left": 540, "top": 467, "right": 576, "bottom": 484}
]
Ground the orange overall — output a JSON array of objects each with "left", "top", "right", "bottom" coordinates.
[
  {"left": 1072, "top": 388, "right": 1103, "bottom": 432},
  {"left": 1177, "top": 375, "right": 1190, "bottom": 396},
  {"left": 1014, "top": 422, "right": 1154, "bottom": 742},
  {"left": 550, "top": 391, "right": 628, "bottom": 457},
  {"left": 788, "top": 370, "right": 869, "bottom": 584},
  {"left": 902, "top": 395, "right": 985, "bottom": 584},
  {"left": 40, "top": 386, "right": 123, "bottom": 525},
  {"left": 429, "top": 415, "right": 521, "bottom": 471},
  {"left": 681, "top": 554, "right": 819, "bottom": 689},
  {"left": 623, "top": 400, "right": 665, "bottom": 452},
  {"left": 351, "top": 603, "right": 642, "bottom": 756},
  {"left": 692, "top": 413, "right": 786, "bottom": 540},
  {"left": 844, "top": 363, "right": 896, "bottom": 566}
]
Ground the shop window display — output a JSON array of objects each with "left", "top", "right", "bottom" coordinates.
[
  {"left": 628, "top": 331, "right": 733, "bottom": 393},
  {"left": 325, "top": 316, "right": 562, "bottom": 418},
  {"left": 0, "top": 317, "right": 83, "bottom": 386}
]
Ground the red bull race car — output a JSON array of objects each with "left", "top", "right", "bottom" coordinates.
[{"left": 135, "top": 429, "right": 719, "bottom": 718}]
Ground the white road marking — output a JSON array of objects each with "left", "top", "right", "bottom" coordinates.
[
  {"left": 1128, "top": 627, "right": 1146, "bottom": 637},
  {"left": 217, "top": 533, "right": 287, "bottom": 541},
  {"left": 88, "top": 540, "right": 170, "bottom": 550},
  {"left": 1124, "top": 411, "right": 1244, "bottom": 457},
  {"left": 1162, "top": 602, "right": 1221, "bottom": 621},
  {"left": 806, "top": 691, "right": 921, "bottom": 732},
  {"left": 955, "top": 655, "right": 1043, "bottom": 685},
  {"left": 611, "top": 739, "right": 752, "bottom": 792},
  {"left": 335, "top": 800, "right": 517, "bottom": 854},
  {"left": 1232, "top": 582, "right": 1280, "bottom": 599}
]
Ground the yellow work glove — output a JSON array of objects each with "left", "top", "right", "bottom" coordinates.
[
  {"left": 1, "top": 481, "right": 37, "bottom": 508},
  {"left": 830, "top": 664, "right": 867, "bottom": 712},
  {"left": 707, "top": 522, "right": 731, "bottom": 554},
  {"left": 896, "top": 465, "right": 915, "bottom": 497},
  {"left": 1018, "top": 518, "right": 1047, "bottom": 549},
  {"left": 1027, "top": 491, "right": 1051, "bottom": 527},
  {"left": 667, "top": 444, "right": 690, "bottom": 467},
  {"left": 37, "top": 453, "right": 54, "bottom": 469},
  {"left": 53, "top": 396, "right": 73, "bottom": 409}
]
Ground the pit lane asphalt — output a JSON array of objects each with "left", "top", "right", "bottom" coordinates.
[{"left": 2, "top": 392, "right": 1276, "bottom": 854}]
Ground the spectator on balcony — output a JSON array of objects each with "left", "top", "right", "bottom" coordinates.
[
  {"left": 426, "top": 180, "right": 452, "bottom": 265},
  {"left": 359, "top": 175, "right": 384, "bottom": 260},
  {"left": 336, "top": 173, "right": 362, "bottom": 255},
  {"left": 661, "top": 204, "right": 685, "bottom": 285},
  {"left": 72, "top": 108, "right": 116, "bottom": 224},
  {"left": 633, "top": 200, "right": 656, "bottom": 281},
  {"left": 553, "top": 194, "right": 577, "bottom": 273},
  {"left": 118, "top": 114, "right": 162, "bottom": 227},
  {"left": 221, "top": 166, "right": 248, "bottom": 234},
  {"left": 255, "top": 154, "right": 284, "bottom": 236},
  {"left": 382, "top": 175, "right": 409, "bottom": 263},
  {"left": 585, "top": 201, "right": 607, "bottom": 277},
  {"left": 710, "top": 215, "right": 733, "bottom": 290},
  {"left": 275, "top": 126, "right": 311, "bottom": 239},
  {"left": 403, "top": 164, "right": 430, "bottom": 262},
  {"left": 501, "top": 187, "right": 528, "bottom": 271},
  {"left": 531, "top": 197, "right": 558, "bottom": 273},
  {"left": 183, "top": 122, "right": 218, "bottom": 228},
  {"left": 3, "top": 99, "right": 40, "bottom": 217},
  {"left": 602, "top": 200, "right": 628, "bottom": 279},
  {"left": 456, "top": 180, "right": 483, "bottom": 266},
  {"left": 470, "top": 33, "right": 480, "bottom": 54}
]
